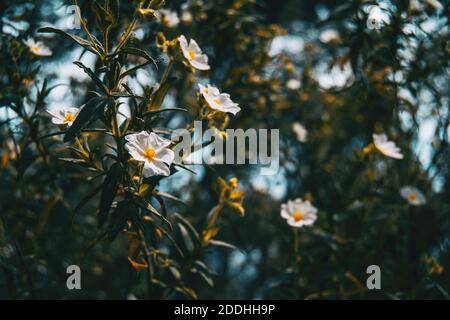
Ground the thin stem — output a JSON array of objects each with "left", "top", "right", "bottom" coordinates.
[
  {"left": 138, "top": 229, "right": 155, "bottom": 298},
  {"left": 293, "top": 229, "right": 301, "bottom": 272}
]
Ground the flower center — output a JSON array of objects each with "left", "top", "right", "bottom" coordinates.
[
  {"left": 64, "top": 113, "right": 75, "bottom": 123},
  {"left": 31, "top": 46, "right": 41, "bottom": 53},
  {"left": 292, "top": 211, "right": 304, "bottom": 222},
  {"left": 213, "top": 98, "right": 221, "bottom": 105},
  {"left": 188, "top": 50, "right": 196, "bottom": 60},
  {"left": 408, "top": 193, "right": 417, "bottom": 202},
  {"left": 143, "top": 147, "right": 156, "bottom": 161}
]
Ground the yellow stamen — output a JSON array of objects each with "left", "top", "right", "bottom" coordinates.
[
  {"left": 188, "top": 50, "right": 196, "bottom": 60},
  {"left": 143, "top": 147, "right": 156, "bottom": 161},
  {"left": 363, "top": 143, "right": 375, "bottom": 154},
  {"left": 64, "top": 113, "right": 75, "bottom": 123},
  {"left": 213, "top": 98, "right": 221, "bottom": 105},
  {"left": 229, "top": 178, "right": 239, "bottom": 189},
  {"left": 408, "top": 193, "right": 417, "bottom": 202},
  {"left": 31, "top": 46, "right": 40, "bottom": 54},
  {"left": 292, "top": 211, "right": 304, "bottom": 222}
]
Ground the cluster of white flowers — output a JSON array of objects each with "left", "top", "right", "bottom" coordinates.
[
  {"left": 178, "top": 35, "right": 241, "bottom": 114},
  {"left": 279, "top": 132, "right": 411, "bottom": 227},
  {"left": 48, "top": 34, "right": 241, "bottom": 180}
]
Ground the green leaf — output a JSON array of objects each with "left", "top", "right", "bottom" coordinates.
[
  {"left": 73, "top": 61, "right": 109, "bottom": 94},
  {"left": 173, "top": 162, "right": 197, "bottom": 175},
  {"left": 107, "top": 201, "right": 132, "bottom": 241},
  {"left": 119, "top": 61, "right": 152, "bottom": 80},
  {"left": 197, "top": 271, "right": 214, "bottom": 287},
  {"left": 178, "top": 223, "right": 194, "bottom": 252},
  {"left": 154, "top": 224, "right": 184, "bottom": 258},
  {"left": 73, "top": 184, "right": 103, "bottom": 216},
  {"left": 98, "top": 163, "right": 122, "bottom": 227},
  {"left": 143, "top": 107, "right": 188, "bottom": 118},
  {"left": 133, "top": 196, "right": 172, "bottom": 230},
  {"left": 207, "top": 240, "right": 239, "bottom": 252},
  {"left": 173, "top": 213, "right": 200, "bottom": 245},
  {"left": 118, "top": 47, "right": 159, "bottom": 68},
  {"left": 155, "top": 191, "right": 186, "bottom": 205},
  {"left": 149, "top": 77, "right": 178, "bottom": 111},
  {"left": 58, "top": 157, "right": 86, "bottom": 165},
  {"left": 38, "top": 27, "right": 101, "bottom": 55},
  {"left": 64, "top": 97, "right": 108, "bottom": 142}
]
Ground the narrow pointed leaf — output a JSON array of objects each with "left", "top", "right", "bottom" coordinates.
[
  {"left": 98, "top": 163, "right": 122, "bottom": 227},
  {"left": 38, "top": 27, "right": 100, "bottom": 55},
  {"left": 64, "top": 97, "right": 107, "bottom": 142},
  {"left": 73, "top": 61, "right": 108, "bottom": 94}
]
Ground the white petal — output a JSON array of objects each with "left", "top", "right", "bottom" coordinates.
[
  {"left": 126, "top": 144, "right": 146, "bottom": 162},
  {"left": 287, "top": 218, "right": 306, "bottom": 228},
  {"left": 190, "top": 56, "right": 210, "bottom": 70},
  {"left": 280, "top": 205, "right": 291, "bottom": 220},
  {"left": 188, "top": 39, "right": 202, "bottom": 54},
  {"left": 155, "top": 148, "right": 175, "bottom": 165},
  {"left": 292, "top": 122, "right": 308, "bottom": 142},
  {"left": 198, "top": 83, "right": 207, "bottom": 94},
  {"left": 373, "top": 133, "right": 403, "bottom": 159},
  {"left": 373, "top": 133, "right": 388, "bottom": 146},
  {"left": 207, "top": 85, "right": 220, "bottom": 96},
  {"left": 51, "top": 118, "right": 66, "bottom": 125},
  {"left": 143, "top": 160, "right": 170, "bottom": 177},
  {"left": 400, "top": 186, "right": 413, "bottom": 198},
  {"left": 178, "top": 35, "right": 190, "bottom": 60},
  {"left": 149, "top": 132, "right": 172, "bottom": 150}
]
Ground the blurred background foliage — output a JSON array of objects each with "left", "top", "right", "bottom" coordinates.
[{"left": 0, "top": 0, "right": 449, "bottom": 299}]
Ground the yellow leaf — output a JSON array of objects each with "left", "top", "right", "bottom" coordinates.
[
  {"left": 1, "top": 152, "right": 9, "bottom": 168},
  {"left": 127, "top": 256, "right": 148, "bottom": 271},
  {"left": 202, "top": 226, "right": 221, "bottom": 242},
  {"left": 229, "top": 202, "right": 245, "bottom": 217},
  {"left": 139, "top": 183, "right": 150, "bottom": 196}
]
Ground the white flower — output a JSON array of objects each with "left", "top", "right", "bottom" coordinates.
[
  {"left": 400, "top": 186, "right": 426, "bottom": 206},
  {"left": 178, "top": 35, "right": 210, "bottom": 70},
  {"left": 286, "top": 78, "right": 301, "bottom": 90},
  {"left": 198, "top": 84, "right": 241, "bottom": 115},
  {"left": 281, "top": 198, "right": 318, "bottom": 228},
  {"left": 47, "top": 106, "right": 82, "bottom": 127},
  {"left": 156, "top": 9, "right": 180, "bottom": 28},
  {"left": 125, "top": 131, "right": 175, "bottom": 177},
  {"left": 292, "top": 122, "right": 308, "bottom": 143},
  {"left": 181, "top": 3, "right": 193, "bottom": 23},
  {"left": 373, "top": 133, "right": 403, "bottom": 159},
  {"left": 367, "top": 5, "right": 390, "bottom": 29},
  {"left": 319, "top": 29, "right": 341, "bottom": 44},
  {"left": 24, "top": 38, "right": 52, "bottom": 56}
]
